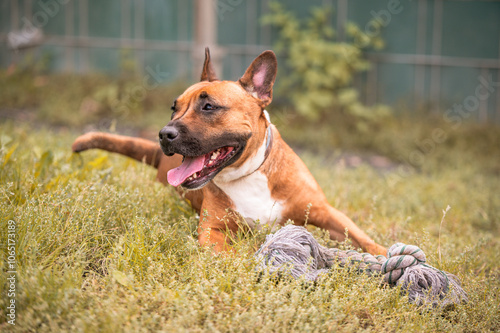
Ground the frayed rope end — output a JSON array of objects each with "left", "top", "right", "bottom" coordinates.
[{"left": 396, "top": 264, "right": 468, "bottom": 307}]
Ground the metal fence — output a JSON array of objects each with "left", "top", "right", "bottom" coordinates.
[{"left": 1, "top": 0, "right": 499, "bottom": 122}]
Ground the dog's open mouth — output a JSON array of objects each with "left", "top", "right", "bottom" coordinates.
[{"left": 167, "top": 146, "right": 239, "bottom": 189}]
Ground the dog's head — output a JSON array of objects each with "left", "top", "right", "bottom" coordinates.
[{"left": 159, "top": 48, "right": 277, "bottom": 190}]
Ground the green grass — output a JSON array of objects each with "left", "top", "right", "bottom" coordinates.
[
  {"left": 1, "top": 120, "right": 499, "bottom": 332},
  {"left": 0, "top": 69, "right": 499, "bottom": 331}
]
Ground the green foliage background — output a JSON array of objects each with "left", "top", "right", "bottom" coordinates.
[{"left": 263, "top": 2, "right": 391, "bottom": 131}]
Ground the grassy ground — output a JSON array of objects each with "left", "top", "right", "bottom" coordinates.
[{"left": 1, "top": 70, "right": 500, "bottom": 331}]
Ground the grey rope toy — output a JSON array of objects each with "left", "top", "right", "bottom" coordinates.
[{"left": 255, "top": 225, "right": 468, "bottom": 307}]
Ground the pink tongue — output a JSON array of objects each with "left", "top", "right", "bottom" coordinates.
[{"left": 167, "top": 155, "right": 206, "bottom": 187}]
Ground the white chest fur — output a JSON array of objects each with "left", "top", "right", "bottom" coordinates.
[
  {"left": 215, "top": 170, "right": 283, "bottom": 229},
  {"left": 213, "top": 121, "right": 283, "bottom": 229}
]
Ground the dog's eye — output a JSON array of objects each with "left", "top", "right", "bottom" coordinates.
[
  {"left": 170, "top": 103, "right": 177, "bottom": 119},
  {"left": 202, "top": 103, "right": 217, "bottom": 111}
]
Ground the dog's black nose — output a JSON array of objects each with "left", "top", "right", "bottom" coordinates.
[{"left": 159, "top": 126, "right": 179, "bottom": 142}]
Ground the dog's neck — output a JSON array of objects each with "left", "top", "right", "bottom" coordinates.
[
  {"left": 212, "top": 110, "right": 283, "bottom": 227},
  {"left": 213, "top": 110, "right": 273, "bottom": 184}
]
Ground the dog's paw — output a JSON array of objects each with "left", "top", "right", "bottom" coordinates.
[{"left": 72, "top": 132, "right": 99, "bottom": 153}]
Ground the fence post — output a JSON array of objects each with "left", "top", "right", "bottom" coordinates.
[{"left": 193, "top": 0, "right": 221, "bottom": 79}]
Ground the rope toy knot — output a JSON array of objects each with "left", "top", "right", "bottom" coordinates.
[{"left": 382, "top": 243, "right": 426, "bottom": 284}]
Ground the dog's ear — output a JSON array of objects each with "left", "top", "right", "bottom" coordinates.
[
  {"left": 238, "top": 50, "right": 277, "bottom": 107},
  {"left": 200, "top": 47, "right": 219, "bottom": 82}
]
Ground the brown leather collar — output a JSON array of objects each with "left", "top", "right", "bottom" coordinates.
[{"left": 263, "top": 110, "right": 273, "bottom": 160}]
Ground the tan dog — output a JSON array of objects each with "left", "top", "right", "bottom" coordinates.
[{"left": 73, "top": 48, "right": 387, "bottom": 255}]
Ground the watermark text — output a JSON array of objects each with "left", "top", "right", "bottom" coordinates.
[{"left": 6, "top": 220, "right": 17, "bottom": 326}]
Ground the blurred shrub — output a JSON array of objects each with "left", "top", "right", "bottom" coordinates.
[{"left": 262, "top": 2, "right": 391, "bottom": 131}]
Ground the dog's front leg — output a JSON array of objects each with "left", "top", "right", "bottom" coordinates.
[
  {"left": 197, "top": 211, "right": 239, "bottom": 253},
  {"left": 309, "top": 203, "right": 387, "bottom": 256},
  {"left": 196, "top": 186, "right": 239, "bottom": 253},
  {"left": 197, "top": 224, "right": 233, "bottom": 253}
]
